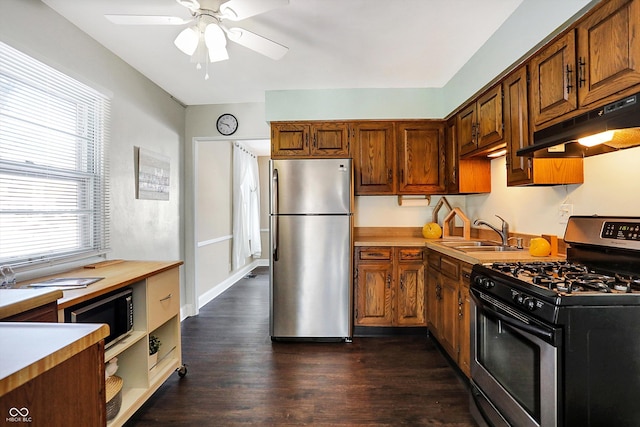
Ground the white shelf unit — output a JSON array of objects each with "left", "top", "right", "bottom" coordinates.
[{"left": 103, "top": 266, "right": 182, "bottom": 427}]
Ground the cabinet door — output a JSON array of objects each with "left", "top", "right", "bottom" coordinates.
[
  {"left": 353, "top": 122, "right": 396, "bottom": 194},
  {"left": 271, "top": 123, "right": 310, "bottom": 157},
  {"left": 426, "top": 268, "right": 442, "bottom": 338},
  {"left": 355, "top": 262, "right": 393, "bottom": 326},
  {"left": 457, "top": 103, "right": 477, "bottom": 156},
  {"left": 396, "top": 262, "right": 425, "bottom": 326},
  {"left": 440, "top": 276, "right": 459, "bottom": 360},
  {"left": 577, "top": 0, "right": 640, "bottom": 106},
  {"left": 530, "top": 31, "right": 578, "bottom": 127},
  {"left": 445, "top": 117, "right": 459, "bottom": 193},
  {"left": 396, "top": 248, "right": 426, "bottom": 326},
  {"left": 396, "top": 121, "right": 446, "bottom": 194},
  {"left": 504, "top": 66, "right": 532, "bottom": 186},
  {"left": 476, "top": 85, "right": 504, "bottom": 150},
  {"left": 458, "top": 263, "right": 473, "bottom": 378},
  {"left": 458, "top": 283, "right": 471, "bottom": 378},
  {"left": 311, "top": 122, "right": 350, "bottom": 157}
]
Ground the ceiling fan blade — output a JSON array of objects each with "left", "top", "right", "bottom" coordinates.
[
  {"left": 219, "top": 0, "right": 288, "bottom": 21},
  {"left": 226, "top": 27, "right": 288, "bottom": 60},
  {"left": 105, "top": 15, "right": 192, "bottom": 25}
]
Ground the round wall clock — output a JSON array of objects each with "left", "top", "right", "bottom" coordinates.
[{"left": 216, "top": 113, "right": 238, "bottom": 136}]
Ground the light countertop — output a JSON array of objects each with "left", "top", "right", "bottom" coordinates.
[
  {"left": 0, "top": 322, "right": 109, "bottom": 396},
  {"left": 355, "top": 236, "right": 566, "bottom": 264},
  {"left": 0, "top": 288, "right": 63, "bottom": 320}
]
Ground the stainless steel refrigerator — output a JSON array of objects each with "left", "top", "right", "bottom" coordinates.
[{"left": 269, "top": 158, "right": 353, "bottom": 341}]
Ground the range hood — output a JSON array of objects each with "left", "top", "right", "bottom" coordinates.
[{"left": 517, "top": 92, "right": 640, "bottom": 158}]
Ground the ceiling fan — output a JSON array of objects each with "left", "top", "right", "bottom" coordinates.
[{"left": 105, "top": 0, "right": 289, "bottom": 78}]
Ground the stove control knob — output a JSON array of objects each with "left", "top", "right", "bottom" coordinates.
[
  {"left": 523, "top": 297, "right": 537, "bottom": 311},
  {"left": 475, "top": 276, "right": 495, "bottom": 289},
  {"left": 513, "top": 293, "right": 526, "bottom": 305}
]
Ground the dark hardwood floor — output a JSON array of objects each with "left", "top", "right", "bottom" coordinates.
[{"left": 125, "top": 267, "right": 477, "bottom": 426}]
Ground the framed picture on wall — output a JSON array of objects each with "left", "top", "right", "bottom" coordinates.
[{"left": 137, "top": 147, "right": 170, "bottom": 200}]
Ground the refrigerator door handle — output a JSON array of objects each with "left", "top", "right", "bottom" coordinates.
[{"left": 272, "top": 168, "right": 279, "bottom": 261}]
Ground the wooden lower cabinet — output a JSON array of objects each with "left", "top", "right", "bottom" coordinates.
[
  {"left": 427, "top": 250, "right": 472, "bottom": 377},
  {"left": 1, "top": 301, "right": 58, "bottom": 322},
  {"left": 354, "top": 246, "right": 425, "bottom": 327}
]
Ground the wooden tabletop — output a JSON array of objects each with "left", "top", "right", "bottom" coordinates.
[
  {"left": 0, "top": 322, "right": 109, "bottom": 396},
  {"left": 19, "top": 260, "right": 183, "bottom": 310}
]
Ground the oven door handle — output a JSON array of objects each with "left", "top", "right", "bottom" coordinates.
[{"left": 472, "top": 292, "right": 555, "bottom": 342}]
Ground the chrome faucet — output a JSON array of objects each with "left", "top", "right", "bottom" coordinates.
[{"left": 473, "top": 215, "right": 509, "bottom": 246}]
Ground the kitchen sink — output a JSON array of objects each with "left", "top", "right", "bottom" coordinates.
[
  {"left": 439, "top": 240, "right": 502, "bottom": 247},
  {"left": 439, "top": 240, "right": 523, "bottom": 252},
  {"left": 452, "top": 245, "right": 522, "bottom": 252}
]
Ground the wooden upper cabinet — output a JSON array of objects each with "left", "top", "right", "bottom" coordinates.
[
  {"left": 445, "top": 118, "right": 459, "bottom": 193},
  {"left": 457, "top": 104, "right": 477, "bottom": 157},
  {"left": 271, "top": 122, "right": 349, "bottom": 158},
  {"left": 457, "top": 84, "right": 504, "bottom": 157},
  {"left": 577, "top": 0, "right": 640, "bottom": 107},
  {"left": 531, "top": 0, "right": 640, "bottom": 128},
  {"left": 271, "top": 122, "right": 310, "bottom": 157},
  {"left": 445, "top": 117, "right": 491, "bottom": 194},
  {"left": 477, "top": 85, "right": 504, "bottom": 150},
  {"left": 504, "top": 66, "right": 532, "bottom": 186},
  {"left": 396, "top": 121, "right": 446, "bottom": 194},
  {"left": 530, "top": 31, "right": 578, "bottom": 127},
  {"left": 505, "top": 65, "right": 584, "bottom": 186},
  {"left": 353, "top": 121, "right": 396, "bottom": 195},
  {"left": 310, "top": 122, "right": 350, "bottom": 157}
]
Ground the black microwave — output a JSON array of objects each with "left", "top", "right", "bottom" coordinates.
[{"left": 64, "top": 287, "right": 134, "bottom": 348}]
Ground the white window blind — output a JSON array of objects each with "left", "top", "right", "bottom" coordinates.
[{"left": 0, "top": 42, "right": 110, "bottom": 268}]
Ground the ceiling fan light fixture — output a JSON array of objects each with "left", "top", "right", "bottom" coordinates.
[
  {"left": 204, "top": 23, "right": 226, "bottom": 48},
  {"left": 204, "top": 24, "right": 229, "bottom": 62},
  {"left": 174, "top": 26, "right": 200, "bottom": 55},
  {"left": 208, "top": 46, "right": 230, "bottom": 63}
]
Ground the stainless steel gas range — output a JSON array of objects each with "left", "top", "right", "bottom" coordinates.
[{"left": 469, "top": 216, "right": 640, "bottom": 427}]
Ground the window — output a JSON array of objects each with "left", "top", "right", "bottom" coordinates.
[{"left": 0, "top": 42, "right": 110, "bottom": 268}]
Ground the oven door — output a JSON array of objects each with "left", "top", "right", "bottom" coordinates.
[{"left": 470, "top": 288, "right": 561, "bottom": 427}]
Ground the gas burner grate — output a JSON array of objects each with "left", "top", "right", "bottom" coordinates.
[{"left": 488, "top": 261, "right": 640, "bottom": 294}]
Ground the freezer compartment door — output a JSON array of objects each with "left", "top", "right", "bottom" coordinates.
[
  {"left": 270, "top": 215, "right": 352, "bottom": 338},
  {"left": 270, "top": 159, "right": 352, "bottom": 215}
]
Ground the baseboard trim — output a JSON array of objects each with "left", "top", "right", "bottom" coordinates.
[{"left": 197, "top": 259, "right": 269, "bottom": 309}]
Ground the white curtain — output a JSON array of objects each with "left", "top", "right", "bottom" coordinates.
[{"left": 232, "top": 143, "right": 261, "bottom": 270}]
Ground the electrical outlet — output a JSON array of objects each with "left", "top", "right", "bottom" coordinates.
[{"left": 559, "top": 203, "right": 573, "bottom": 224}]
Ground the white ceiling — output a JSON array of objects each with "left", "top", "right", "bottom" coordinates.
[{"left": 41, "top": 0, "right": 527, "bottom": 106}]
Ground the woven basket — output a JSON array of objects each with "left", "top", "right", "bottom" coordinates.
[{"left": 106, "top": 375, "right": 123, "bottom": 421}]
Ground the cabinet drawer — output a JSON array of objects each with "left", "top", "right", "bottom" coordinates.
[
  {"left": 428, "top": 253, "right": 441, "bottom": 269},
  {"left": 440, "top": 256, "right": 460, "bottom": 280},
  {"left": 147, "top": 268, "right": 180, "bottom": 331},
  {"left": 358, "top": 248, "right": 392, "bottom": 261},
  {"left": 398, "top": 248, "right": 423, "bottom": 262},
  {"left": 460, "top": 264, "right": 473, "bottom": 288}
]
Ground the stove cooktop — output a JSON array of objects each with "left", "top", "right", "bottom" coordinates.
[{"left": 488, "top": 261, "right": 640, "bottom": 295}]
